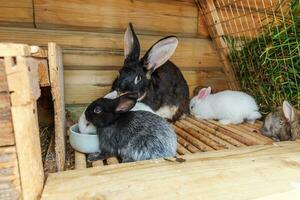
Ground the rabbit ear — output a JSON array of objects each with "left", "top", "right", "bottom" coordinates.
[
  {"left": 124, "top": 23, "right": 140, "bottom": 62},
  {"left": 104, "top": 91, "right": 118, "bottom": 99},
  {"left": 283, "top": 100, "right": 295, "bottom": 122},
  {"left": 197, "top": 87, "right": 211, "bottom": 99},
  {"left": 142, "top": 36, "right": 178, "bottom": 72},
  {"left": 115, "top": 93, "right": 138, "bottom": 113}
]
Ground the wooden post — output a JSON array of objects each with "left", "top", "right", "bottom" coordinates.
[
  {"left": 48, "top": 43, "right": 66, "bottom": 171},
  {"left": 197, "top": 0, "right": 240, "bottom": 90},
  {"left": 4, "top": 52, "right": 44, "bottom": 200}
]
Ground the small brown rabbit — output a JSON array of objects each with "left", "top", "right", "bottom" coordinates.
[{"left": 261, "top": 100, "right": 300, "bottom": 141}]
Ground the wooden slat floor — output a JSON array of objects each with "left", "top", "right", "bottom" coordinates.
[{"left": 74, "top": 116, "right": 273, "bottom": 169}]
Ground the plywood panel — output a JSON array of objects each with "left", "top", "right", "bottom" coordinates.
[
  {"left": 0, "top": 0, "right": 33, "bottom": 27},
  {"left": 0, "top": 27, "right": 223, "bottom": 69},
  {"left": 42, "top": 141, "right": 300, "bottom": 200},
  {"left": 34, "top": 0, "right": 200, "bottom": 36},
  {"left": 64, "top": 69, "right": 229, "bottom": 104}
]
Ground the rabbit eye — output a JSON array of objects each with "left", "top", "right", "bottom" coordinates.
[
  {"left": 93, "top": 106, "right": 102, "bottom": 114},
  {"left": 134, "top": 75, "right": 142, "bottom": 85}
]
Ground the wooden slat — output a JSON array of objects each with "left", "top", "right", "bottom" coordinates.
[
  {"left": 0, "top": 27, "right": 223, "bottom": 69},
  {"left": 4, "top": 55, "right": 44, "bottom": 200},
  {"left": 0, "top": 60, "right": 14, "bottom": 147},
  {"left": 176, "top": 143, "right": 191, "bottom": 155},
  {"left": 92, "top": 160, "right": 104, "bottom": 167},
  {"left": 176, "top": 134, "right": 199, "bottom": 153},
  {"left": 42, "top": 141, "right": 300, "bottom": 200},
  {"left": 208, "top": 120, "right": 271, "bottom": 145},
  {"left": 75, "top": 151, "right": 86, "bottom": 170},
  {"left": 0, "top": 0, "right": 33, "bottom": 27},
  {"left": 185, "top": 117, "right": 246, "bottom": 147},
  {"left": 176, "top": 121, "right": 225, "bottom": 150},
  {"left": 48, "top": 43, "right": 66, "bottom": 171},
  {"left": 176, "top": 120, "right": 230, "bottom": 150},
  {"left": 195, "top": 118, "right": 257, "bottom": 146},
  {"left": 64, "top": 69, "right": 229, "bottom": 104},
  {"left": 0, "top": 146, "right": 21, "bottom": 200},
  {"left": 34, "top": 0, "right": 200, "bottom": 36},
  {"left": 0, "top": 43, "right": 31, "bottom": 56},
  {"left": 106, "top": 157, "right": 120, "bottom": 165},
  {"left": 228, "top": 124, "right": 273, "bottom": 144},
  {"left": 173, "top": 125, "right": 214, "bottom": 152}
]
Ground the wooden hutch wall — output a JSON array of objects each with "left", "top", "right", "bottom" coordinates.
[{"left": 0, "top": 0, "right": 231, "bottom": 107}]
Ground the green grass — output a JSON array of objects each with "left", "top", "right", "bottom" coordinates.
[{"left": 225, "top": 0, "right": 300, "bottom": 114}]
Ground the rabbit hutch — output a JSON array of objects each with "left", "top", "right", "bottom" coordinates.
[{"left": 0, "top": 0, "right": 299, "bottom": 199}]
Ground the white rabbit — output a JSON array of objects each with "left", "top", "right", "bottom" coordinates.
[
  {"left": 189, "top": 87, "right": 261, "bottom": 125},
  {"left": 78, "top": 90, "right": 156, "bottom": 134}
]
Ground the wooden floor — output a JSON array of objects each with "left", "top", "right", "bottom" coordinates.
[
  {"left": 42, "top": 140, "right": 300, "bottom": 200},
  {"left": 73, "top": 116, "right": 273, "bottom": 169}
]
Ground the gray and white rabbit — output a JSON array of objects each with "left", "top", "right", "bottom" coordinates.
[
  {"left": 78, "top": 91, "right": 156, "bottom": 135},
  {"left": 261, "top": 100, "right": 300, "bottom": 141},
  {"left": 189, "top": 87, "right": 261, "bottom": 125},
  {"left": 82, "top": 92, "right": 177, "bottom": 162}
]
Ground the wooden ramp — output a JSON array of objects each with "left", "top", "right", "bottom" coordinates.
[
  {"left": 73, "top": 116, "right": 273, "bottom": 168},
  {"left": 42, "top": 141, "right": 300, "bottom": 200}
]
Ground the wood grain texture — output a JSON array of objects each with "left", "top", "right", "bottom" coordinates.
[
  {"left": 0, "top": 0, "right": 33, "bottom": 27},
  {"left": 34, "top": 0, "right": 201, "bottom": 36},
  {"left": 0, "top": 60, "right": 14, "bottom": 146},
  {"left": 0, "top": 27, "right": 223, "bottom": 69},
  {"left": 48, "top": 43, "right": 66, "bottom": 171},
  {"left": 0, "top": 146, "right": 21, "bottom": 200},
  {"left": 75, "top": 151, "right": 86, "bottom": 170},
  {"left": 4, "top": 55, "right": 44, "bottom": 200},
  {"left": 42, "top": 141, "right": 300, "bottom": 200},
  {"left": 64, "top": 69, "right": 229, "bottom": 104}
]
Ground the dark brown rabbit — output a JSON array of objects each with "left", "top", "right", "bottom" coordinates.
[
  {"left": 112, "top": 23, "right": 189, "bottom": 122},
  {"left": 261, "top": 100, "right": 300, "bottom": 141}
]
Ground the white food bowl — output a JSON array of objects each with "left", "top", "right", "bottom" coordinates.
[{"left": 69, "top": 123, "right": 99, "bottom": 153}]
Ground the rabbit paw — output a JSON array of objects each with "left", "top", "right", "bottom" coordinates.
[
  {"left": 87, "top": 152, "right": 105, "bottom": 161},
  {"left": 218, "top": 119, "right": 232, "bottom": 125}
]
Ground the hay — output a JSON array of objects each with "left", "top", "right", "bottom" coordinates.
[{"left": 226, "top": 0, "right": 300, "bottom": 114}]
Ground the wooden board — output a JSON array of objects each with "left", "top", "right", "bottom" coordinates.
[
  {"left": 4, "top": 55, "right": 44, "bottom": 200},
  {"left": 34, "top": 0, "right": 201, "bottom": 37},
  {"left": 0, "top": 146, "right": 21, "bottom": 200},
  {"left": 0, "top": 60, "right": 14, "bottom": 146},
  {"left": 48, "top": 43, "right": 66, "bottom": 171},
  {"left": 0, "top": 0, "right": 33, "bottom": 27},
  {"left": 64, "top": 69, "right": 229, "bottom": 104},
  {"left": 0, "top": 27, "right": 223, "bottom": 70},
  {"left": 42, "top": 141, "right": 300, "bottom": 200}
]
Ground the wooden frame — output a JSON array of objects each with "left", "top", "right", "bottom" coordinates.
[{"left": 0, "top": 43, "right": 63, "bottom": 199}]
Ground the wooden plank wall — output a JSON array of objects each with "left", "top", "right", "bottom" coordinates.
[{"left": 0, "top": 0, "right": 231, "bottom": 107}]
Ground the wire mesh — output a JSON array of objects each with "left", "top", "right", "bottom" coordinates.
[{"left": 198, "top": 0, "right": 300, "bottom": 114}]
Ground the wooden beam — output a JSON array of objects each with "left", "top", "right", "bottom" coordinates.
[
  {"left": 0, "top": 43, "right": 31, "bottom": 57},
  {"left": 42, "top": 141, "right": 300, "bottom": 200},
  {"left": 48, "top": 43, "right": 66, "bottom": 171},
  {"left": 4, "top": 54, "right": 44, "bottom": 200},
  {"left": 34, "top": 0, "right": 199, "bottom": 36},
  {"left": 64, "top": 69, "right": 229, "bottom": 104},
  {"left": 0, "top": 27, "right": 223, "bottom": 69},
  {"left": 0, "top": 0, "right": 34, "bottom": 27}
]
